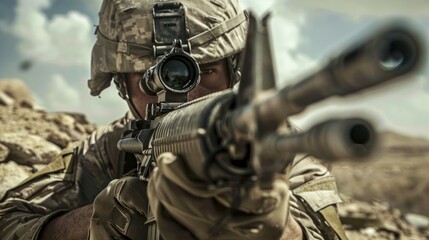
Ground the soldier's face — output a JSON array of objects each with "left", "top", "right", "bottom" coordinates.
[{"left": 126, "top": 59, "right": 230, "bottom": 118}]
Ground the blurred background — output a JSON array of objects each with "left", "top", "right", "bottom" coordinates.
[
  {"left": 0, "top": 0, "right": 428, "bottom": 139},
  {"left": 1, "top": 0, "right": 429, "bottom": 237}
]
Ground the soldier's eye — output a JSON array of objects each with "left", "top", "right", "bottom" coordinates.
[{"left": 200, "top": 69, "right": 214, "bottom": 75}]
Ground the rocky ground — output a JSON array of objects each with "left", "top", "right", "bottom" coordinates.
[
  {"left": 332, "top": 131, "right": 429, "bottom": 239},
  {"left": 0, "top": 79, "right": 428, "bottom": 239},
  {"left": 0, "top": 79, "right": 96, "bottom": 197}
]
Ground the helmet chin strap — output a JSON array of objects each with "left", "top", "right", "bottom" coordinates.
[
  {"left": 227, "top": 53, "right": 242, "bottom": 88},
  {"left": 113, "top": 73, "right": 145, "bottom": 120}
]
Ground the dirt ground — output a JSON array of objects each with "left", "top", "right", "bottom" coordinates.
[
  {"left": 332, "top": 131, "right": 429, "bottom": 216},
  {"left": 331, "top": 131, "right": 429, "bottom": 239}
]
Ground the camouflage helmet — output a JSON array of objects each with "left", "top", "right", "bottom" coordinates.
[{"left": 88, "top": 0, "right": 248, "bottom": 96}]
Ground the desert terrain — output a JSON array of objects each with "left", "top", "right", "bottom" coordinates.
[{"left": 0, "top": 79, "right": 428, "bottom": 239}]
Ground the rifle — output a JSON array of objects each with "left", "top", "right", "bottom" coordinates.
[{"left": 118, "top": 14, "right": 423, "bottom": 188}]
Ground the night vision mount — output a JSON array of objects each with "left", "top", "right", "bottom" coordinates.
[{"left": 140, "top": 2, "right": 200, "bottom": 120}]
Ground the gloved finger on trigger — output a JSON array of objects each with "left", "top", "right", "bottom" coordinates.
[
  {"left": 156, "top": 152, "right": 231, "bottom": 198},
  {"left": 114, "top": 177, "right": 149, "bottom": 216},
  {"left": 147, "top": 171, "right": 199, "bottom": 240},
  {"left": 109, "top": 199, "right": 149, "bottom": 240},
  {"left": 92, "top": 179, "right": 120, "bottom": 218}
]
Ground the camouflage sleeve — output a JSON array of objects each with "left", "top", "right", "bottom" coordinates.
[
  {"left": 288, "top": 155, "right": 345, "bottom": 240},
  {"left": 0, "top": 113, "right": 130, "bottom": 240}
]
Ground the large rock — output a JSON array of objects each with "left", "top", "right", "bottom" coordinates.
[
  {"left": 0, "top": 143, "right": 9, "bottom": 162},
  {"left": 0, "top": 79, "right": 35, "bottom": 108},
  {"left": 405, "top": 213, "right": 429, "bottom": 230},
  {"left": 0, "top": 161, "right": 32, "bottom": 197},
  {"left": 45, "top": 128, "right": 72, "bottom": 149},
  {"left": 46, "top": 113, "right": 77, "bottom": 135},
  {"left": 0, "top": 79, "right": 98, "bottom": 200},
  {"left": 0, "top": 133, "right": 61, "bottom": 165},
  {"left": 339, "top": 197, "right": 428, "bottom": 239},
  {"left": 44, "top": 112, "right": 96, "bottom": 144},
  {"left": 0, "top": 103, "right": 95, "bottom": 149},
  {"left": 0, "top": 91, "right": 15, "bottom": 106}
]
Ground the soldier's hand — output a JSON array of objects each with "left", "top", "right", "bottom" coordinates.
[
  {"left": 148, "top": 152, "right": 291, "bottom": 240},
  {"left": 89, "top": 176, "right": 148, "bottom": 240}
]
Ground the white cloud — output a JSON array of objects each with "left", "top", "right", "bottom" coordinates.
[
  {"left": 0, "top": 20, "right": 8, "bottom": 33},
  {"left": 35, "top": 72, "right": 128, "bottom": 124},
  {"left": 80, "top": 0, "right": 103, "bottom": 13},
  {"left": 84, "top": 85, "right": 129, "bottom": 124},
  {"left": 368, "top": 75, "right": 429, "bottom": 127},
  {"left": 240, "top": 0, "right": 277, "bottom": 17},
  {"left": 269, "top": 8, "right": 317, "bottom": 87},
  {"left": 46, "top": 74, "right": 80, "bottom": 110},
  {"left": 7, "top": 0, "right": 93, "bottom": 66},
  {"left": 238, "top": 1, "right": 316, "bottom": 87},
  {"left": 1, "top": 0, "right": 128, "bottom": 123},
  {"left": 290, "top": 75, "right": 429, "bottom": 140},
  {"left": 262, "top": 0, "right": 429, "bottom": 140},
  {"left": 46, "top": 11, "right": 93, "bottom": 65},
  {"left": 294, "top": 0, "right": 429, "bottom": 17}
]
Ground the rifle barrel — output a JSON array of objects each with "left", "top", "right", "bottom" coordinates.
[
  {"left": 231, "top": 24, "right": 423, "bottom": 140},
  {"left": 262, "top": 118, "right": 376, "bottom": 161}
]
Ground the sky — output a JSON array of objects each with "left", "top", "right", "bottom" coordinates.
[{"left": 0, "top": 0, "right": 429, "bottom": 139}]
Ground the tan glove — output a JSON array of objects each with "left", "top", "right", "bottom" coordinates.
[
  {"left": 148, "top": 152, "right": 291, "bottom": 240},
  {"left": 89, "top": 177, "right": 149, "bottom": 240}
]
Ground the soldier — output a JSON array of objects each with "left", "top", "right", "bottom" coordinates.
[{"left": 0, "top": 0, "right": 347, "bottom": 239}]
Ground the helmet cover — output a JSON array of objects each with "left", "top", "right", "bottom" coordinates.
[{"left": 88, "top": 0, "right": 248, "bottom": 96}]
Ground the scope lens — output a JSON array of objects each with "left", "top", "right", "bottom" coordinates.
[
  {"left": 160, "top": 59, "right": 192, "bottom": 89},
  {"left": 380, "top": 40, "right": 405, "bottom": 70}
]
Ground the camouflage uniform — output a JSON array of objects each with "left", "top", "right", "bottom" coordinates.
[
  {"left": 0, "top": 0, "right": 347, "bottom": 239},
  {"left": 0, "top": 113, "right": 131, "bottom": 239},
  {"left": 0, "top": 112, "right": 344, "bottom": 239}
]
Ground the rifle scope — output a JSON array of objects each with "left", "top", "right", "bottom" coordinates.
[{"left": 140, "top": 40, "right": 200, "bottom": 96}]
